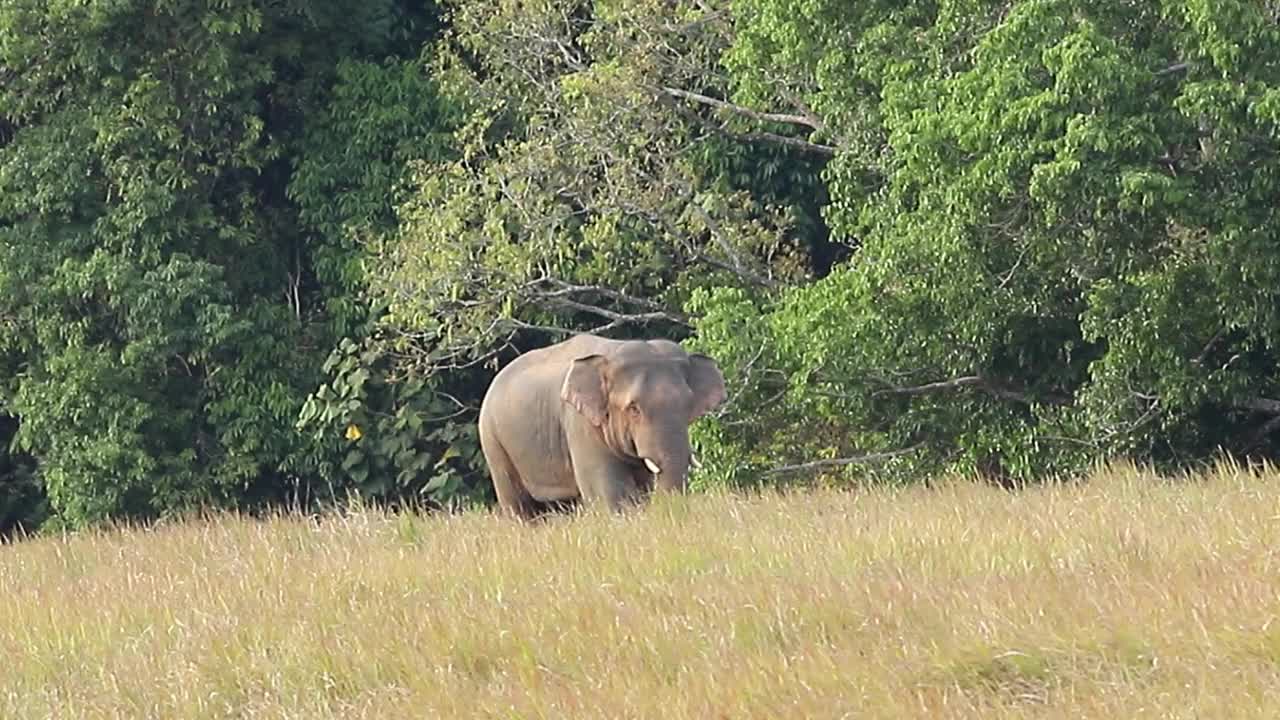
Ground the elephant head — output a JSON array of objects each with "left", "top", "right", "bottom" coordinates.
[{"left": 560, "top": 340, "right": 726, "bottom": 492}]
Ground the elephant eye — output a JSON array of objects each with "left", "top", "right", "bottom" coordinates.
[{"left": 626, "top": 402, "right": 641, "bottom": 416}]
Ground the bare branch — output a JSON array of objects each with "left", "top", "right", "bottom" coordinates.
[
  {"left": 692, "top": 250, "right": 779, "bottom": 289},
  {"left": 671, "top": 98, "right": 837, "bottom": 155},
  {"left": 872, "top": 375, "right": 986, "bottom": 397},
  {"left": 687, "top": 202, "right": 748, "bottom": 278},
  {"left": 662, "top": 8, "right": 728, "bottom": 34},
  {"left": 778, "top": 89, "right": 834, "bottom": 138},
  {"left": 728, "top": 129, "right": 837, "bottom": 156},
  {"left": 763, "top": 444, "right": 923, "bottom": 476},
  {"left": 538, "top": 278, "right": 674, "bottom": 313},
  {"left": 434, "top": 390, "right": 477, "bottom": 412},
  {"left": 870, "top": 374, "right": 1062, "bottom": 406},
  {"left": 500, "top": 318, "right": 577, "bottom": 336},
  {"left": 997, "top": 243, "right": 1030, "bottom": 289},
  {"left": 1235, "top": 397, "right": 1280, "bottom": 415},
  {"left": 516, "top": 275, "right": 693, "bottom": 328},
  {"left": 1192, "top": 327, "right": 1226, "bottom": 367},
  {"left": 662, "top": 86, "right": 827, "bottom": 132},
  {"left": 1095, "top": 396, "right": 1163, "bottom": 444},
  {"left": 1155, "top": 61, "right": 1191, "bottom": 76},
  {"left": 420, "top": 406, "right": 474, "bottom": 423},
  {"left": 546, "top": 296, "right": 690, "bottom": 327},
  {"left": 381, "top": 316, "right": 514, "bottom": 375}
]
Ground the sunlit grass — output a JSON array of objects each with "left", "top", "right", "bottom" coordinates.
[{"left": 4, "top": 461, "right": 1280, "bottom": 718}]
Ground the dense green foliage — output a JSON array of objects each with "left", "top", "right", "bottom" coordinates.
[
  {"left": 0, "top": 0, "right": 470, "bottom": 531},
  {"left": 3, "top": 0, "right": 1280, "bottom": 531},
  {"left": 693, "top": 0, "right": 1280, "bottom": 485}
]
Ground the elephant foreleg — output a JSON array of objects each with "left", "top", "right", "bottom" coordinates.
[{"left": 571, "top": 456, "right": 639, "bottom": 513}]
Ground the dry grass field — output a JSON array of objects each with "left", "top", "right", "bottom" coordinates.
[{"left": 3, "top": 462, "right": 1280, "bottom": 719}]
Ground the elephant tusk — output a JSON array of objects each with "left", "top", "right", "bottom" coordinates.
[
  {"left": 644, "top": 458, "right": 661, "bottom": 475},
  {"left": 690, "top": 453, "right": 702, "bottom": 470}
]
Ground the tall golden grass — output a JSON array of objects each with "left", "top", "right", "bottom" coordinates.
[{"left": 3, "top": 461, "right": 1280, "bottom": 718}]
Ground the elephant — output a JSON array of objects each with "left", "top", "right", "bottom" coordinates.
[{"left": 478, "top": 334, "right": 726, "bottom": 518}]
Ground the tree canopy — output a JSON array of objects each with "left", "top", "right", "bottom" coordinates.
[{"left": 3, "top": 0, "right": 1280, "bottom": 532}]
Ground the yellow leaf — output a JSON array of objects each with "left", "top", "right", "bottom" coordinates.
[{"left": 345, "top": 424, "right": 363, "bottom": 441}]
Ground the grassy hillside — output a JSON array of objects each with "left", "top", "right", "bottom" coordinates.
[{"left": 3, "top": 463, "right": 1280, "bottom": 718}]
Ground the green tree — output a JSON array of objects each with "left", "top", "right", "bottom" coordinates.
[
  {"left": 10, "top": 0, "right": 1278, "bottom": 527},
  {"left": 286, "top": 52, "right": 494, "bottom": 508},
  {"left": 359, "top": 0, "right": 860, "bottom": 501},
  {"left": 373, "top": 0, "right": 836, "bottom": 371},
  {"left": 695, "top": 0, "right": 1280, "bottom": 484},
  {"left": 0, "top": 0, "right": 448, "bottom": 527}
]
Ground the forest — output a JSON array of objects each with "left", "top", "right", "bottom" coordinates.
[{"left": 3, "top": 0, "right": 1280, "bottom": 533}]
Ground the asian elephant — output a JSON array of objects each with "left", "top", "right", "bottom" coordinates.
[{"left": 478, "top": 334, "right": 726, "bottom": 518}]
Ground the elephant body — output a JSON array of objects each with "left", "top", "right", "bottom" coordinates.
[{"left": 478, "top": 334, "right": 726, "bottom": 517}]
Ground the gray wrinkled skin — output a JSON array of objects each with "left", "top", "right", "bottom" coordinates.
[{"left": 478, "top": 334, "right": 726, "bottom": 518}]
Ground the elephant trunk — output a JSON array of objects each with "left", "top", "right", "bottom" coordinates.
[{"left": 640, "top": 431, "right": 692, "bottom": 493}]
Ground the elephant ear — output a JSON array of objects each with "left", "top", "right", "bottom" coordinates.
[
  {"left": 686, "top": 353, "right": 727, "bottom": 420},
  {"left": 561, "top": 354, "right": 610, "bottom": 427}
]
